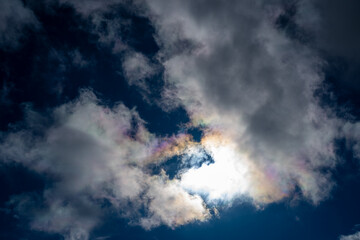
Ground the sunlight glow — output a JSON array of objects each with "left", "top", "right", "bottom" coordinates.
[{"left": 180, "top": 134, "right": 250, "bottom": 201}]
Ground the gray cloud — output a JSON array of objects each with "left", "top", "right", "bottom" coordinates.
[
  {"left": 295, "top": 0, "right": 360, "bottom": 104},
  {"left": 297, "top": 0, "right": 360, "bottom": 60},
  {"left": 122, "top": 51, "right": 159, "bottom": 102},
  {"left": 46, "top": 47, "right": 92, "bottom": 96},
  {"left": 122, "top": 52, "right": 157, "bottom": 86},
  {"left": 59, "top": 0, "right": 136, "bottom": 54},
  {"left": 0, "top": 0, "right": 39, "bottom": 50},
  {"left": 48, "top": 48, "right": 91, "bottom": 71},
  {"left": 59, "top": 0, "right": 124, "bottom": 16},
  {"left": 0, "top": 81, "right": 13, "bottom": 106},
  {"left": 88, "top": 10, "right": 129, "bottom": 53},
  {"left": 143, "top": 0, "right": 359, "bottom": 203}
]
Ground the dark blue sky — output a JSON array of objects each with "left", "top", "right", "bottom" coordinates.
[{"left": 1, "top": 1, "right": 360, "bottom": 240}]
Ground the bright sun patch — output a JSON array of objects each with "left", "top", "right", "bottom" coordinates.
[{"left": 180, "top": 134, "right": 250, "bottom": 202}]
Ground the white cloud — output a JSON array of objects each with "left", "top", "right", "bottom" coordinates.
[
  {"left": 143, "top": 0, "right": 359, "bottom": 204},
  {"left": 140, "top": 172, "right": 209, "bottom": 229},
  {"left": 2, "top": 0, "right": 360, "bottom": 238},
  {"left": 340, "top": 231, "right": 360, "bottom": 240},
  {"left": 1, "top": 90, "right": 209, "bottom": 239}
]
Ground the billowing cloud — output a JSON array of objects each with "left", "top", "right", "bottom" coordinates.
[
  {"left": 140, "top": 172, "right": 209, "bottom": 230},
  {"left": 1, "top": 0, "right": 360, "bottom": 239},
  {"left": 143, "top": 0, "right": 359, "bottom": 204},
  {"left": 0, "top": 90, "right": 209, "bottom": 239}
]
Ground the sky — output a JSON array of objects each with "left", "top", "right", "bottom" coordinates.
[{"left": 0, "top": 0, "right": 360, "bottom": 239}]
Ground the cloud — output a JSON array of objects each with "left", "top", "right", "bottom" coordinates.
[
  {"left": 0, "top": 80, "right": 13, "bottom": 106},
  {"left": 122, "top": 52, "right": 157, "bottom": 87},
  {"left": 9, "top": 193, "right": 99, "bottom": 240},
  {"left": 0, "top": 0, "right": 39, "bottom": 50},
  {"left": 70, "top": 49, "right": 90, "bottom": 68},
  {"left": 143, "top": 0, "right": 360, "bottom": 204},
  {"left": 296, "top": 0, "right": 360, "bottom": 60},
  {"left": 48, "top": 48, "right": 91, "bottom": 71},
  {"left": 59, "top": 0, "right": 124, "bottom": 16},
  {"left": 59, "top": 0, "right": 136, "bottom": 54},
  {"left": 139, "top": 172, "right": 209, "bottom": 230},
  {"left": 45, "top": 47, "right": 92, "bottom": 96},
  {"left": 340, "top": 231, "right": 360, "bottom": 240},
  {"left": 121, "top": 51, "right": 160, "bottom": 103},
  {"left": 87, "top": 10, "right": 129, "bottom": 53},
  {"left": 2, "top": 0, "right": 360, "bottom": 239},
  {"left": 295, "top": 0, "right": 360, "bottom": 114},
  {"left": 0, "top": 90, "right": 209, "bottom": 239}
]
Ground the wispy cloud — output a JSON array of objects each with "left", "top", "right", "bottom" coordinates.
[
  {"left": 122, "top": 51, "right": 159, "bottom": 101},
  {"left": 0, "top": 0, "right": 39, "bottom": 50}
]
